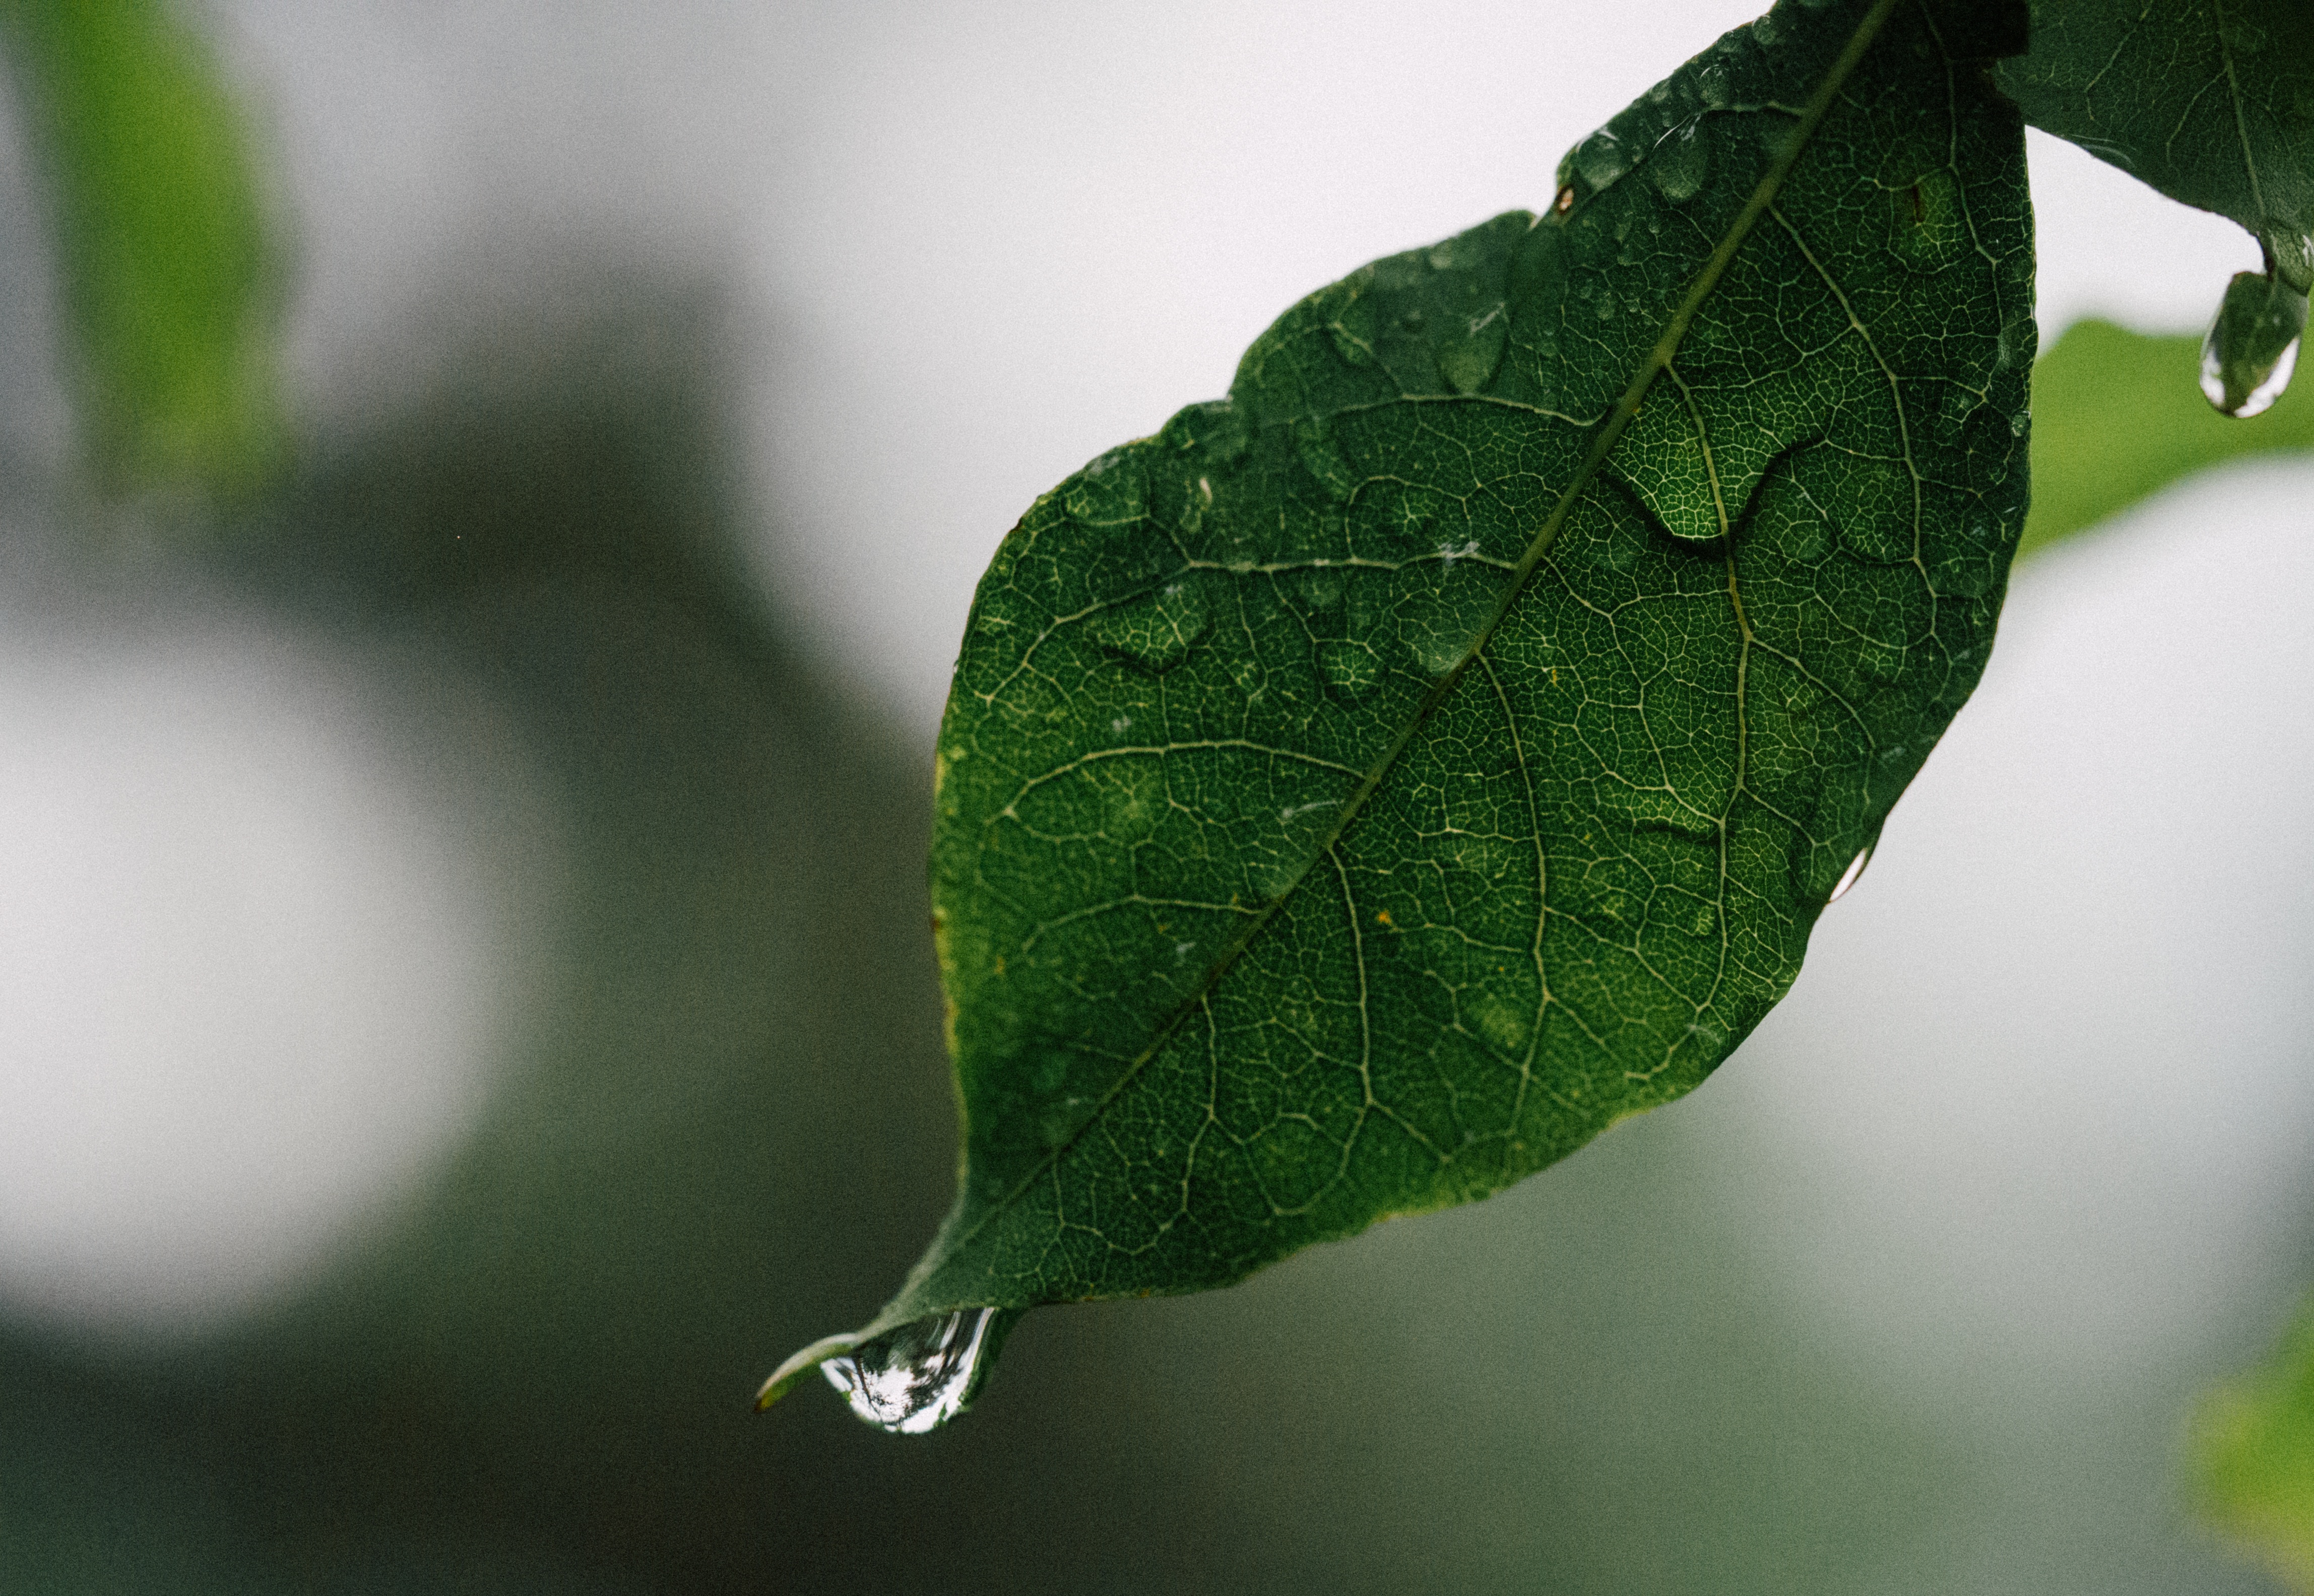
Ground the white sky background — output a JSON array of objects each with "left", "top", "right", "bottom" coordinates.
[{"left": 0, "top": 0, "right": 2305, "bottom": 1484}]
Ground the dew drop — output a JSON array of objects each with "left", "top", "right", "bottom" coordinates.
[
  {"left": 1826, "top": 845, "right": 1872, "bottom": 904},
  {"left": 1092, "top": 579, "right": 1210, "bottom": 674},
  {"left": 1648, "top": 120, "right": 1709, "bottom": 202},
  {"left": 820, "top": 1308, "right": 1010, "bottom": 1434},
  {"left": 1571, "top": 129, "right": 1632, "bottom": 190},
  {"left": 1554, "top": 185, "right": 1576, "bottom": 216},
  {"left": 1438, "top": 302, "right": 1507, "bottom": 394},
  {"left": 1064, "top": 447, "right": 1148, "bottom": 525},
  {"left": 1292, "top": 417, "right": 1360, "bottom": 502},
  {"left": 2200, "top": 270, "right": 2307, "bottom": 418},
  {"left": 1995, "top": 314, "right": 2037, "bottom": 371}
]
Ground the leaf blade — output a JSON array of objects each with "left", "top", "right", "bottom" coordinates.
[{"left": 777, "top": 0, "right": 2036, "bottom": 1412}]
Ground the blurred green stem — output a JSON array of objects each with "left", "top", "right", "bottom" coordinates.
[{"left": 2, "top": 0, "right": 283, "bottom": 497}]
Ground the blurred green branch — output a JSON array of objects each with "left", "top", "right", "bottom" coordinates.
[
  {"left": 2197, "top": 1300, "right": 2314, "bottom": 1593},
  {"left": 1, "top": 0, "right": 282, "bottom": 497},
  {"left": 2022, "top": 318, "right": 2314, "bottom": 564}
]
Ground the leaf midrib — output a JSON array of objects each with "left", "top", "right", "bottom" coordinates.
[{"left": 910, "top": 0, "right": 1912, "bottom": 1323}]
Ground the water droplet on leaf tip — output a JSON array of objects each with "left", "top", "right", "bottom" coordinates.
[
  {"left": 1827, "top": 845, "right": 1872, "bottom": 904},
  {"left": 821, "top": 1308, "right": 1006, "bottom": 1434},
  {"left": 2201, "top": 271, "right": 2307, "bottom": 418}
]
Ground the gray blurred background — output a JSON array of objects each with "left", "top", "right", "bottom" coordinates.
[{"left": 0, "top": 1, "right": 2307, "bottom": 1590}]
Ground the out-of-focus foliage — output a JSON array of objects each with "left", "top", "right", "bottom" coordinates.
[
  {"left": 0, "top": 0, "right": 282, "bottom": 494},
  {"left": 2196, "top": 1298, "right": 2314, "bottom": 1592},
  {"left": 2020, "top": 318, "right": 2314, "bottom": 562}
]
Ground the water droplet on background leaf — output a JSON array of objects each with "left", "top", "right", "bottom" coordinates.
[
  {"left": 2200, "top": 270, "right": 2307, "bottom": 419},
  {"left": 1827, "top": 845, "right": 1872, "bottom": 904},
  {"left": 820, "top": 1307, "right": 1013, "bottom": 1434}
]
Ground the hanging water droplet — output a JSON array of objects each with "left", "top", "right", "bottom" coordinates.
[
  {"left": 1826, "top": 845, "right": 1872, "bottom": 904},
  {"left": 1648, "top": 119, "right": 1709, "bottom": 203},
  {"left": 820, "top": 1308, "right": 1010, "bottom": 1434},
  {"left": 2200, "top": 270, "right": 2307, "bottom": 418}
]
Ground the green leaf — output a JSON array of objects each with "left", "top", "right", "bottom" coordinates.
[
  {"left": 766, "top": 0, "right": 2035, "bottom": 1424},
  {"left": 2021, "top": 316, "right": 2314, "bottom": 561},
  {"left": 2194, "top": 1296, "right": 2314, "bottom": 1592},
  {"left": 2, "top": 0, "right": 283, "bottom": 494},
  {"left": 1993, "top": 0, "right": 2314, "bottom": 292}
]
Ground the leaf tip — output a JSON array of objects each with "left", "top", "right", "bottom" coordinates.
[{"left": 753, "top": 1331, "right": 860, "bottom": 1414}]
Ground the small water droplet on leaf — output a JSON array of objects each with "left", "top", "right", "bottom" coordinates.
[
  {"left": 1438, "top": 302, "right": 1507, "bottom": 394},
  {"left": 1093, "top": 579, "right": 1211, "bottom": 674},
  {"left": 1292, "top": 417, "right": 1360, "bottom": 501},
  {"left": 1648, "top": 120, "right": 1709, "bottom": 202},
  {"left": 1064, "top": 447, "right": 1148, "bottom": 525},
  {"left": 1571, "top": 129, "right": 1633, "bottom": 190},
  {"left": 2201, "top": 270, "right": 2307, "bottom": 418}
]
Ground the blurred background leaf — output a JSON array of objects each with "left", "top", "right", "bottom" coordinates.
[
  {"left": 2199, "top": 1298, "right": 2314, "bottom": 1594},
  {"left": 1, "top": 0, "right": 282, "bottom": 496},
  {"left": 2021, "top": 319, "right": 2314, "bottom": 563}
]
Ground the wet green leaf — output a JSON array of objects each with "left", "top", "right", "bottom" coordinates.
[
  {"left": 768, "top": 0, "right": 2035, "bottom": 1422},
  {"left": 2, "top": 0, "right": 283, "bottom": 494},
  {"left": 2195, "top": 1296, "right": 2314, "bottom": 1592},
  {"left": 2021, "top": 316, "right": 2314, "bottom": 561},
  {"left": 1994, "top": 1, "right": 2314, "bottom": 293}
]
